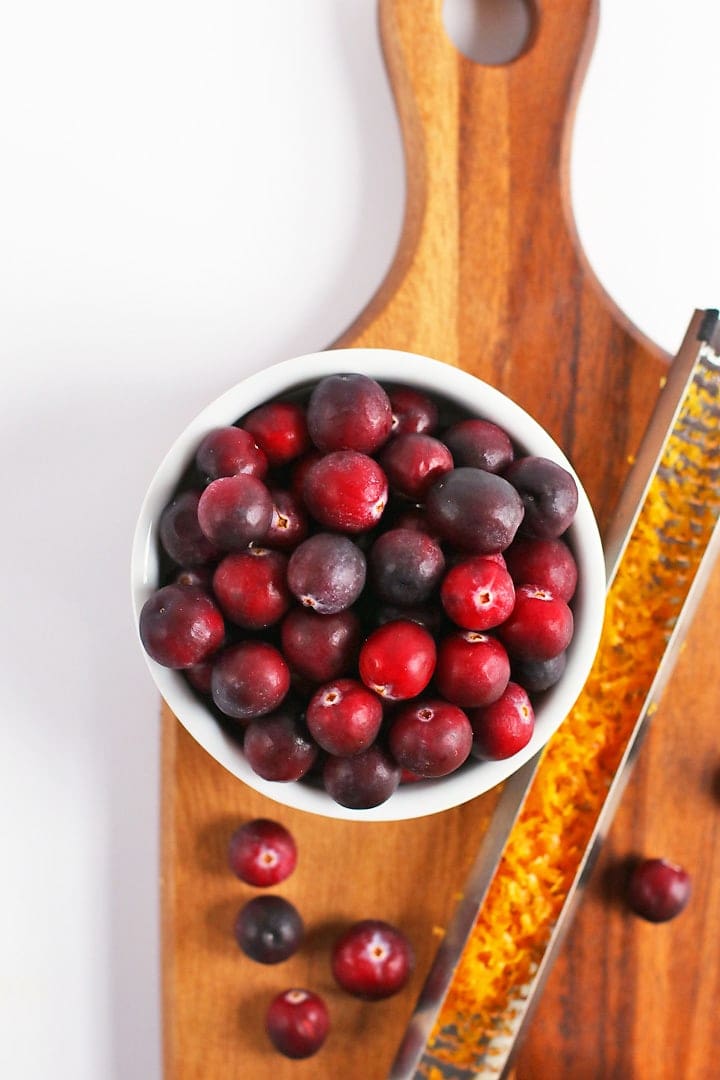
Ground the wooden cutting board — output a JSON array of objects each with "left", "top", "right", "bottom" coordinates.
[{"left": 162, "top": 2, "right": 718, "bottom": 1076}]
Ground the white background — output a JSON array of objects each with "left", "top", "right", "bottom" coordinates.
[{"left": 1, "top": 2, "right": 718, "bottom": 1078}]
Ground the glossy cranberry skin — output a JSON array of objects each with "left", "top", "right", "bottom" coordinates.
[
  {"left": 265, "top": 489, "right": 309, "bottom": 551},
  {"left": 287, "top": 533, "right": 366, "bottom": 614},
  {"left": 212, "top": 548, "right": 290, "bottom": 629},
  {"left": 435, "top": 632, "right": 510, "bottom": 708},
  {"left": 440, "top": 556, "right": 516, "bottom": 631},
  {"left": 211, "top": 641, "right": 290, "bottom": 721},
  {"left": 139, "top": 584, "right": 224, "bottom": 669},
  {"left": 234, "top": 895, "right": 304, "bottom": 964},
  {"left": 197, "top": 474, "right": 273, "bottom": 551},
  {"left": 426, "top": 467, "right": 524, "bottom": 554},
  {"left": 369, "top": 528, "right": 445, "bottom": 607},
  {"left": 626, "top": 858, "right": 692, "bottom": 923},
  {"left": 195, "top": 426, "right": 268, "bottom": 483},
  {"left": 243, "top": 702, "right": 318, "bottom": 781},
  {"left": 498, "top": 585, "right": 574, "bottom": 660},
  {"left": 359, "top": 620, "right": 436, "bottom": 701},
  {"left": 159, "top": 490, "right": 219, "bottom": 567},
  {"left": 379, "top": 434, "right": 453, "bottom": 500},
  {"left": 265, "top": 989, "right": 330, "bottom": 1059},
  {"left": 443, "top": 418, "right": 514, "bottom": 474},
  {"left": 511, "top": 651, "right": 567, "bottom": 692},
  {"left": 242, "top": 401, "right": 311, "bottom": 466},
  {"left": 280, "top": 607, "right": 361, "bottom": 682},
  {"left": 306, "top": 679, "right": 383, "bottom": 757},
  {"left": 303, "top": 450, "right": 388, "bottom": 533},
  {"left": 228, "top": 818, "right": 297, "bottom": 886},
  {"left": 389, "top": 386, "right": 439, "bottom": 436},
  {"left": 505, "top": 536, "right": 578, "bottom": 601},
  {"left": 504, "top": 456, "right": 578, "bottom": 539},
  {"left": 332, "top": 920, "right": 414, "bottom": 1000},
  {"left": 469, "top": 682, "right": 535, "bottom": 760},
  {"left": 323, "top": 744, "right": 400, "bottom": 809},
  {"left": 388, "top": 698, "right": 473, "bottom": 778},
  {"left": 307, "top": 372, "right": 392, "bottom": 453}
]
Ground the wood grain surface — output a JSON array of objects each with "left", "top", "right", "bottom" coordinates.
[{"left": 161, "top": 2, "right": 719, "bottom": 1077}]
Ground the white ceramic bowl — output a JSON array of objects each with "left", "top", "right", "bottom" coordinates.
[{"left": 131, "top": 348, "right": 605, "bottom": 821}]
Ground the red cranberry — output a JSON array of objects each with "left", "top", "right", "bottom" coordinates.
[
  {"left": 211, "top": 641, "right": 290, "bottom": 720},
  {"left": 323, "top": 744, "right": 401, "bottom": 809},
  {"left": 287, "top": 533, "right": 366, "bottom": 614},
  {"left": 197, "top": 474, "right": 273, "bottom": 551},
  {"left": 307, "top": 373, "right": 392, "bottom": 453},
  {"left": 388, "top": 698, "right": 473, "bottom": 778},
  {"left": 390, "top": 506, "right": 442, "bottom": 540},
  {"left": 426, "top": 467, "right": 524, "bottom": 554},
  {"left": 228, "top": 818, "right": 297, "bottom": 886},
  {"left": 139, "top": 584, "right": 224, "bottom": 669},
  {"left": 331, "top": 920, "right": 414, "bottom": 1000},
  {"left": 504, "top": 456, "right": 578, "bottom": 539},
  {"left": 159, "top": 490, "right": 219, "bottom": 567},
  {"left": 435, "top": 632, "right": 510, "bottom": 708},
  {"left": 626, "top": 858, "right": 691, "bottom": 922},
  {"left": 306, "top": 678, "right": 383, "bottom": 757},
  {"left": 185, "top": 659, "right": 213, "bottom": 694},
  {"left": 379, "top": 433, "right": 453, "bottom": 500},
  {"left": 242, "top": 400, "right": 310, "bottom": 466},
  {"left": 289, "top": 449, "right": 323, "bottom": 502},
  {"left": 511, "top": 651, "right": 567, "bottom": 692},
  {"left": 280, "top": 607, "right": 361, "bottom": 682},
  {"left": 265, "top": 989, "right": 329, "bottom": 1059},
  {"left": 212, "top": 548, "right": 290, "bottom": 629},
  {"left": 504, "top": 536, "right": 578, "bottom": 601},
  {"left": 195, "top": 426, "right": 268, "bottom": 482},
  {"left": 368, "top": 528, "right": 445, "bottom": 606},
  {"left": 173, "top": 566, "right": 213, "bottom": 590},
  {"left": 442, "top": 418, "right": 514, "bottom": 473},
  {"left": 498, "top": 585, "right": 574, "bottom": 660},
  {"left": 469, "top": 682, "right": 534, "bottom": 760},
  {"left": 303, "top": 450, "right": 388, "bottom": 533},
  {"left": 265, "top": 489, "right": 308, "bottom": 551},
  {"left": 440, "top": 556, "right": 515, "bottom": 631},
  {"left": 243, "top": 701, "right": 318, "bottom": 781},
  {"left": 234, "top": 895, "right": 304, "bottom": 964},
  {"left": 358, "top": 620, "right": 436, "bottom": 701},
  {"left": 389, "top": 386, "right": 439, "bottom": 435}
]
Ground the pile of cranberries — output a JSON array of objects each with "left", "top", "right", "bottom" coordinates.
[{"left": 139, "top": 372, "right": 582, "bottom": 809}]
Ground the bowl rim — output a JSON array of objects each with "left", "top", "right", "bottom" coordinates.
[{"left": 131, "top": 347, "right": 606, "bottom": 821}]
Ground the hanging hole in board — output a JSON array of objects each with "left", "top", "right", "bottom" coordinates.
[{"left": 442, "top": 0, "right": 535, "bottom": 66}]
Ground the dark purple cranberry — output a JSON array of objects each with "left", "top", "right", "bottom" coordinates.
[
  {"left": 306, "top": 678, "right": 383, "bottom": 757},
  {"left": 287, "top": 533, "right": 366, "bottom": 614},
  {"left": 389, "top": 386, "right": 439, "bottom": 436},
  {"left": 195, "top": 426, "right": 268, "bottom": 483},
  {"left": 511, "top": 651, "right": 567, "bottom": 692},
  {"left": 390, "top": 506, "right": 442, "bottom": 540},
  {"left": 359, "top": 620, "right": 436, "bottom": 701},
  {"left": 332, "top": 920, "right": 414, "bottom": 1000},
  {"left": 173, "top": 566, "right": 213, "bottom": 590},
  {"left": 184, "top": 659, "right": 213, "bottom": 694},
  {"left": 159, "top": 490, "right": 219, "bottom": 567},
  {"left": 497, "top": 585, "right": 574, "bottom": 660},
  {"left": 303, "top": 450, "right": 388, "bottom": 533},
  {"left": 307, "top": 373, "right": 392, "bottom": 454},
  {"left": 243, "top": 701, "right": 318, "bottom": 781},
  {"left": 242, "top": 401, "right": 311, "bottom": 466},
  {"left": 379, "top": 434, "right": 453, "bottom": 500},
  {"left": 374, "top": 602, "right": 446, "bottom": 636},
  {"left": 139, "top": 584, "right": 224, "bottom": 669},
  {"left": 368, "top": 528, "right": 445, "bottom": 606},
  {"left": 265, "top": 489, "right": 308, "bottom": 551},
  {"left": 504, "top": 456, "right": 578, "bottom": 539},
  {"left": 323, "top": 744, "right": 400, "bottom": 809},
  {"left": 626, "top": 858, "right": 691, "bottom": 922},
  {"left": 280, "top": 607, "right": 361, "bottom": 682},
  {"left": 426, "top": 467, "right": 524, "bottom": 554},
  {"left": 212, "top": 548, "right": 290, "bottom": 629},
  {"left": 442, "top": 418, "right": 514, "bottom": 473},
  {"left": 440, "top": 556, "right": 515, "bottom": 630},
  {"left": 265, "top": 989, "right": 329, "bottom": 1059},
  {"left": 228, "top": 818, "right": 297, "bottom": 886},
  {"left": 435, "top": 632, "right": 510, "bottom": 708},
  {"left": 504, "top": 536, "right": 578, "bottom": 601},
  {"left": 211, "top": 641, "right": 290, "bottom": 720},
  {"left": 197, "top": 474, "right": 273, "bottom": 550},
  {"left": 388, "top": 699, "right": 473, "bottom": 778},
  {"left": 469, "top": 682, "right": 535, "bottom": 760},
  {"left": 234, "top": 895, "right": 303, "bottom": 964}
]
